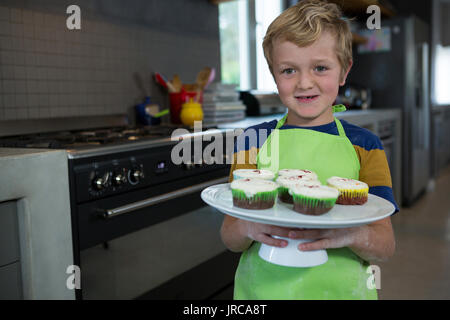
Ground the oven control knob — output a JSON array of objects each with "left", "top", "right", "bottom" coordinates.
[
  {"left": 92, "top": 172, "right": 110, "bottom": 190},
  {"left": 93, "top": 177, "right": 105, "bottom": 190},
  {"left": 113, "top": 173, "right": 126, "bottom": 185},
  {"left": 184, "top": 163, "right": 195, "bottom": 170},
  {"left": 128, "top": 169, "right": 144, "bottom": 185}
]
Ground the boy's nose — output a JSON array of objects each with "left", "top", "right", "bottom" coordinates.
[{"left": 296, "top": 74, "right": 314, "bottom": 90}]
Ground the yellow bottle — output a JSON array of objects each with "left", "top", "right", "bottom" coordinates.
[{"left": 180, "top": 98, "right": 203, "bottom": 127}]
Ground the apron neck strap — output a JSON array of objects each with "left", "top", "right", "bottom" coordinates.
[
  {"left": 276, "top": 113, "right": 347, "bottom": 137},
  {"left": 334, "top": 117, "right": 346, "bottom": 137},
  {"left": 275, "top": 113, "right": 288, "bottom": 129}
]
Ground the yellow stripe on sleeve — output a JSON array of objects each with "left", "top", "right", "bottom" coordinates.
[{"left": 354, "top": 145, "right": 393, "bottom": 188}]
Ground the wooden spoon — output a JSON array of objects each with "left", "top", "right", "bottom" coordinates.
[
  {"left": 195, "top": 67, "right": 212, "bottom": 102},
  {"left": 172, "top": 74, "right": 182, "bottom": 93}
]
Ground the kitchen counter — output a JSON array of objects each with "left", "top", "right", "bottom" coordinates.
[
  {"left": 0, "top": 148, "right": 74, "bottom": 300},
  {"left": 218, "top": 109, "right": 402, "bottom": 205},
  {"left": 217, "top": 109, "right": 400, "bottom": 130}
]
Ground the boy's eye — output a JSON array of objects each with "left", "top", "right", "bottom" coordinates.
[
  {"left": 314, "top": 65, "right": 328, "bottom": 72},
  {"left": 281, "top": 68, "right": 295, "bottom": 75}
]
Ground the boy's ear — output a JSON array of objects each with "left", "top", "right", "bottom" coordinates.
[{"left": 339, "top": 60, "right": 353, "bottom": 86}]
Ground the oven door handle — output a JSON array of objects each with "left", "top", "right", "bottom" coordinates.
[{"left": 101, "top": 176, "right": 228, "bottom": 219}]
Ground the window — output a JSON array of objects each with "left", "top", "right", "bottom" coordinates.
[
  {"left": 434, "top": 45, "right": 450, "bottom": 105},
  {"left": 255, "top": 0, "right": 283, "bottom": 92},
  {"left": 219, "top": 0, "right": 283, "bottom": 92},
  {"left": 432, "top": 0, "right": 450, "bottom": 106}
]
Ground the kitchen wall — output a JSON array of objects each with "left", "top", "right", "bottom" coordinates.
[{"left": 0, "top": 0, "right": 220, "bottom": 126}]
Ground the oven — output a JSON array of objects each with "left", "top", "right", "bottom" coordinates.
[
  {"left": 66, "top": 132, "right": 241, "bottom": 300},
  {"left": 0, "top": 124, "right": 240, "bottom": 299}
]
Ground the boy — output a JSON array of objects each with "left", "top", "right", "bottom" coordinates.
[{"left": 220, "top": 0, "right": 398, "bottom": 299}]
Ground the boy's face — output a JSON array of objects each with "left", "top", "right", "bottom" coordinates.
[{"left": 272, "top": 31, "right": 351, "bottom": 126}]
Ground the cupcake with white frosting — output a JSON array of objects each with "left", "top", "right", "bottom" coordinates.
[
  {"left": 232, "top": 169, "right": 275, "bottom": 181},
  {"left": 230, "top": 178, "right": 278, "bottom": 210},
  {"left": 327, "top": 176, "right": 369, "bottom": 205},
  {"left": 277, "top": 169, "right": 318, "bottom": 180},
  {"left": 289, "top": 185, "right": 339, "bottom": 215},
  {"left": 276, "top": 175, "right": 321, "bottom": 203}
]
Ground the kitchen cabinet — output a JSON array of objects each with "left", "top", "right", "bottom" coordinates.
[
  {"left": 327, "top": 0, "right": 396, "bottom": 17},
  {"left": 0, "top": 201, "right": 23, "bottom": 300},
  {"left": 0, "top": 201, "right": 20, "bottom": 267},
  {"left": 0, "top": 148, "right": 74, "bottom": 299},
  {"left": 0, "top": 263, "right": 22, "bottom": 300}
]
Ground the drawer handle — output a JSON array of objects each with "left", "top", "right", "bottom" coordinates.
[{"left": 101, "top": 176, "right": 228, "bottom": 219}]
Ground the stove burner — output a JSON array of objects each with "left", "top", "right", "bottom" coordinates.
[{"left": 0, "top": 124, "right": 195, "bottom": 150}]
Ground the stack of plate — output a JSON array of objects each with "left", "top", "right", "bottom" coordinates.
[{"left": 202, "top": 83, "right": 246, "bottom": 126}]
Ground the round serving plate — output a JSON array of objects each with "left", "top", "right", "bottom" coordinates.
[
  {"left": 201, "top": 183, "right": 395, "bottom": 267},
  {"left": 201, "top": 183, "right": 395, "bottom": 229}
]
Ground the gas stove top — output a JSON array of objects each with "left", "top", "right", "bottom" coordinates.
[
  {"left": 0, "top": 124, "right": 231, "bottom": 160},
  {"left": 0, "top": 124, "right": 191, "bottom": 149}
]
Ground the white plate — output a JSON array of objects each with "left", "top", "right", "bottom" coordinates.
[{"left": 201, "top": 183, "right": 395, "bottom": 229}]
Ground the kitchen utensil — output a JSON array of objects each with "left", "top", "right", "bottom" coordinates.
[
  {"left": 155, "top": 72, "right": 176, "bottom": 93},
  {"left": 135, "top": 97, "right": 162, "bottom": 125},
  {"left": 195, "top": 67, "right": 213, "bottom": 102},
  {"left": 337, "top": 84, "right": 372, "bottom": 110},
  {"left": 153, "top": 109, "right": 169, "bottom": 118},
  {"left": 205, "top": 68, "right": 216, "bottom": 90},
  {"left": 183, "top": 84, "right": 198, "bottom": 91},
  {"left": 172, "top": 74, "right": 182, "bottom": 93},
  {"left": 201, "top": 183, "right": 395, "bottom": 267}
]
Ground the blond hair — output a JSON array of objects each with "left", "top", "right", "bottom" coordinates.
[{"left": 263, "top": 0, "right": 352, "bottom": 80}]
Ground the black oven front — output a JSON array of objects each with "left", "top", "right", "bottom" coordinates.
[{"left": 68, "top": 139, "right": 240, "bottom": 300}]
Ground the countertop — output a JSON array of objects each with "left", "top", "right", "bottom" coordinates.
[
  {"left": 0, "top": 148, "right": 74, "bottom": 299},
  {"left": 217, "top": 109, "right": 401, "bottom": 130}
]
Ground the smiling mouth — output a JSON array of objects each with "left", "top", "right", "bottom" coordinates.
[{"left": 295, "top": 95, "right": 319, "bottom": 101}]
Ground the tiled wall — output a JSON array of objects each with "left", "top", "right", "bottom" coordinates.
[{"left": 0, "top": 0, "right": 220, "bottom": 124}]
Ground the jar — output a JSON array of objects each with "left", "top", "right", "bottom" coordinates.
[{"left": 180, "top": 98, "right": 203, "bottom": 127}]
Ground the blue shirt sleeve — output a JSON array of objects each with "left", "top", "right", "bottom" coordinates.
[{"left": 369, "top": 186, "right": 400, "bottom": 215}]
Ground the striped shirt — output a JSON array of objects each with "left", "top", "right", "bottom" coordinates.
[{"left": 229, "top": 117, "right": 399, "bottom": 214}]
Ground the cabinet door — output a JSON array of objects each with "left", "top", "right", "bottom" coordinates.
[
  {"left": 0, "top": 201, "right": 21, "bottom": 267},
  {"left": 0, "top": 262, "right": 23, "bottom": 300}
]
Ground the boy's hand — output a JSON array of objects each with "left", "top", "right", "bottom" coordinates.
[
  {"left": 287, "top": 227, "right": 364, "bottom": 251},
  {"left": 287, "top": 217, "right": 395, "bottom": 262},
  {"left": 243, "top": 220, "right": 295, "bottom": 248}
]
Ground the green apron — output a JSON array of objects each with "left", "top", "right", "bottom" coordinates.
[{"left": 233, "top": 110, "right": 377, "bottom": 300}]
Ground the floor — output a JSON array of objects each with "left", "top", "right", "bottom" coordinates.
[{"left": 377, "top": 164, "right": 450, "bottom": 300}]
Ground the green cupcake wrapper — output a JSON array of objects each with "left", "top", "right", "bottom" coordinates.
[
  {"left": 231, "top": 189, "right": 278, "bottom": 201},
  {"left": 277, "top": 186, "right": 291, "bottom": 196},
  {"left": 291, "top": 193, "right": 337, "bottom": 208}
]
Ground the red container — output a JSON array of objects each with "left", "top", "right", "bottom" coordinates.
[{"left": 169, "top": 90, "right": 203, "bottom": 124}]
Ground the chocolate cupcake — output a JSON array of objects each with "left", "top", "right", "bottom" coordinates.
[
  {"left": 276, "top": 175, "right": 321, "bottom": 203},
  {"left": 289, "top": 185, "right": 339, "bottom": 215},
  {"left": 232, "top": 169, "right": 275, "bottom": 181},
  {"left": 327, "top": 176, "right": 369, "bottom": 205},
  {"left": 230, "top": 178, "right": 278, "bottom": 210}
]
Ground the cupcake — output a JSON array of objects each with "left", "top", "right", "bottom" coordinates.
[
  {"left": 277, "top": 169, "right": 318, "bottom": 180},
  {"left": 289, "top": 185, "right": 339, "bottom": 215},
  {"left": 327, "top": 176, "right": 369, "bottom": 205},
  {"left": 232, "top": 169, "right": 275, "bottom": 181},
  {"left": 230, "top": 178, "right": 278, "bottom": 210},
  {"left": 276, "top": 175, "right": 321, "bottom": 203}
]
